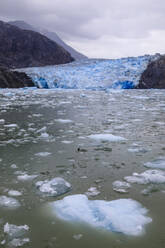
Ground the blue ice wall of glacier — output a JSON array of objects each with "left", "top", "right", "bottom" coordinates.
[{"left": 19, "top": 54, "right": 159, "bottom": 90}]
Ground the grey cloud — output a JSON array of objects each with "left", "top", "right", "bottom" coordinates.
[{"left": 0, "top": 0, "right": 165, "bottom": 58}]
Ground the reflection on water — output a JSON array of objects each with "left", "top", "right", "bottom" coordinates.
[{"left": 0, "top": 88, "right": 165, "bottom": 247}]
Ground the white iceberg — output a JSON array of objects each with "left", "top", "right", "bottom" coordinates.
[
  {"left": 4, "top": 223, "right": 29, "bottom": 247},
  {"left": 49, "top": 194, "right": 152, "bottom": 236},
  {"left": 88, "top": 133, "right": 126, "bottom": 142},
  {"left": 144, "top": 158, "right": 165, "bottom": 169},
  {"left": 4, "top": 223, "right": 29, "bottom": 239},
  {"left": 112, "top": 181, "right": 131, "bottom": 193},
  {"left": 0, "top": 196, "right": 20, "bottom": 209},
  {"left": 17, "top": 173, "right": 38, "bottom": 181},
  {"left": 35, "top": 152, "right": 51, "bottom": 157},
  {"left": 8, "top": 190, "right": 22, "bottom": 197},
  {"left": 125, "top": 170, "right": 165, "bottom": 185},
  {"left": 36, "top": 177, "right": 71, "bottom": 196}
]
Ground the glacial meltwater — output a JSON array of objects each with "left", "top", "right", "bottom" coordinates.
[{"left": 0, "top": 88, "right": 165, "bottom": 248}]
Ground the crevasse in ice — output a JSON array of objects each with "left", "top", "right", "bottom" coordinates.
[{"left": 19, "top": 54, "right": 159, "bottom": 90}]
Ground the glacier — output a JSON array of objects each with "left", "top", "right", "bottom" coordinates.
[{"left": 19, "top": 54, "right": 160, "bottom": 90}]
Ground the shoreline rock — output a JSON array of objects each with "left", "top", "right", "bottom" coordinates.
[
  {"left": 0, "top": 67, "right": 34, "bottom": 88},
  {"left": 136, "top": 55, "right": 165, "bottom": 89}
]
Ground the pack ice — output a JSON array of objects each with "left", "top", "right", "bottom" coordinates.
[
  {"left": 49, "top": 194, "right": 152, "bottom": 236},
  {"left": 19, "top": 54, "right": 159, "bottom": 89}
]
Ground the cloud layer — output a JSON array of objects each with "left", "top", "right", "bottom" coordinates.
[{"left": 0, "top": 0, "right": 165, "bottom": 58}]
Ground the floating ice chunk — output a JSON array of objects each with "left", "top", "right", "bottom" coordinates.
[
  {"left": 36, "top": 177, "right": 71, "bottom": 196},
  {"left": 141, "top": 185, "right": 159, "bottom": 195},
  {"left": 128, "top": 148, "right": 148, "bottom": 153},
  {"left": 10, "top": 164, "right": 18, "bottom": 169},
  {"left": 88, "top": 134, "right": 126, "bottom": 142},
  {"left": 8, "top": 190, "right": 22, "bottom": 197},
  {"left": 8, "top": 238, "right": 30, "bottom": 247},
  {"left": 4, "top": 124, "right": 18, "bottom": 128},
  {"left": 112, "top": 181, "right": 131, "bottom": 193},
  {"left": 61, "top": 140, "right": 73, "bottom": 144},
  {"left": 49, "top": 194, "right": 152, "bottom": 236},
  {"left": 73, "top": 234, "right": 83, "bottom": 240},
  {"left": 4, "top": 223, "right": 29, "bottom": 239},
  {"left": 125, "top": 170, "right": 165, "bottom": 185},
  {"left": 0, "top": 196, "right": 20, "bottom": 209},
  {"left": 85, "top": 187, "right": 100, "bottom": 196},
  {"left": 0, "top": 119, "right": 5, "bottom": 124},
  {"left": 35, "top": 152, "right": 51, "bottom": 157},
  {"left": 36, "top": 126, "right": 47, "bottom": 133},
  {"left": 17, "top": 174, "right": 38, "bottom": 181},
  {"left": 4, "top": 223, "right": 30, "bottom": 247},
  {"left": 144, "top": 158, "right": 165, "bottom": 169},
  {"left": 39, "top": 132, "right": 49, "bottom": 139},
  {"left": 55, "top": 119, "right": 73, "bottom": 124}
]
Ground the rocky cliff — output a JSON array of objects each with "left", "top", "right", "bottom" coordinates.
[
  {"left": 137, "top": 55, "right": 165, "bottom": 89},
  {"left": 8, "top": 20, "right": 87, "bottom": 60},
  {"left": 0, "top": 67, "right": 34, "bottom": 88},
  {"left": 0, "top": 21, "right": 74, "bottom": 69}
]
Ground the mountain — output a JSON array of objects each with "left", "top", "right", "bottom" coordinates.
[
  {"left": 0, "top": 20, "right": 74, "bottom": 69},
  {"left": 0, "top": 67, "right": 34, "bottom": 88},
  {"left": 137, "top": 55, "right": 165, "bottom": 89},
  {"left": 8, "top": 20, "right": 87, "bottom": 60}
]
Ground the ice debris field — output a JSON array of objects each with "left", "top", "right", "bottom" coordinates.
[{"left": 20, "top": 54, "right": 159, "bottom": 90}]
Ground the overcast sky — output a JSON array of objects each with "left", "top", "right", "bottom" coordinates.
[{"left": 0, "top": 0, "right": 165, "bottom": 59}]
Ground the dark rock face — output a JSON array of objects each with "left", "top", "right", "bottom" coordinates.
[
  {"left": 0, "top": 67, "right": 34, "bottom": 88},
  {"left": 137, "top": 56, "right": 165, "bottom": 89},
  {"left": 8, "top": 20, "right": 87, "bottom": 60},
  {"left": 0, "top": 21, "right": 74, "bottom": 69}
]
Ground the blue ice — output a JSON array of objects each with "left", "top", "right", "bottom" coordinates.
[
  {"left": 19, "top": 54, "right": 159, "bottom": 90},
  {"left": 49, "top": 194, "right": 152, "bottom": 236}
]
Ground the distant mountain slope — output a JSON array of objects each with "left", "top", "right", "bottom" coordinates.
[
  {"left": 8, "top": 20, "right": 87, "bottom": 60},
  {"left": 0, "top": 21, "right": 74, "bottom": 68},
  {"left": 9, "top": 20, "right": 37, "bottom": 32}
]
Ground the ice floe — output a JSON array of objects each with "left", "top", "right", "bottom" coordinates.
[
  {"left": 0, "top": 119, "right": 5, "bottom": 124},
  {"left": 35, "top": 152, "right": 51, "bottom": 157},
  {"left": 49, "top": 194, "right": 152, "bottom": 236},
  {"left": 125, "top": 170, "right": 165, "bottom": 184},
  {"left": 4, "top": 223, "right": 29, "bottom": 239},
  {"left": 17, "top": 173, "right": 38, "bottom": 181},
  {"left": 55, "top": 119, "right": 73, "bottom": 124},
  {"left": 112, "top": 181, "right": 131, "bottom": 193},
  {"left": 36, "top": 177, "right": 71, "bottom": 196},
  {"left": 4, "top": 223, "right": 29, "bottom": 247},
  {"left": 8, "top": 190, "right": 22, "bottom": 197},
  {"left": 85, "top": 187, "right": 100, "bottom": 196},
  {"left": 0, "top": 196, "right": 20, "bottom": 209},
  {"left": 88, "top": 134, "right": 126, "bottom": 142},
  {"left": 144, "top": 158, "right": 165, "bottom": 169}
]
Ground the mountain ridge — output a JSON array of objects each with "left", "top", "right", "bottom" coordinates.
[
  {"left": 8, "top": 20, "right": 87, "bottom": 60},
  {"left": 0, "top": 20, "right": 74, "bottom": 68}
]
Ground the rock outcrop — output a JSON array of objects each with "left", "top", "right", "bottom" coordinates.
[
  {"left": 0, "top": 21, "right": 74, "bottom": 69},
  {"left": 0, "top": 67, "right": 34, "bottom": 88},
  {"left": 8, "top": 20, "right": 87, "bottom": 60},
  {"left": 137, "top": 55, "right": 165, "bottom": 89}
]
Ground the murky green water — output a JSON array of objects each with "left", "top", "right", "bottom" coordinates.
[{"left": 0, "top": 89, "right": 165, "bottom": 248}]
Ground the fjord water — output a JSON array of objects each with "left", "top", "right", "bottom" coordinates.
[{"left": 0, "top": 88, "right": 165, "bottom": 248}]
